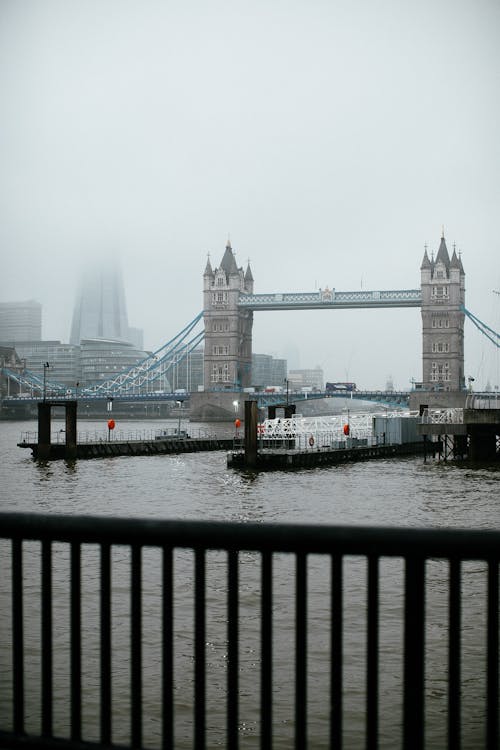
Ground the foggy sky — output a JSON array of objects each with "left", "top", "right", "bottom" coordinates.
[{"left": 1, "top": 0, "right": 499, "bottom": 390}]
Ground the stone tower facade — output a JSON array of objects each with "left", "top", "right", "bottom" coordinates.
[
  {"left": 203, "top": 242, "right": 254, "bottom": 390},
  {"left": 420, "top": 234, "right": 465, "bottom": 391}
]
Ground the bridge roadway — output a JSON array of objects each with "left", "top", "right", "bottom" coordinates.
[{"left": 2, "top": 390, "right": 411, "bottom": 407}]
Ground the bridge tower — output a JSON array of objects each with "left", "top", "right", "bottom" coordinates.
[
  {"left": 203, "top": 241, "right": 254, "bottom": 390},
  {"left": 420, "top": 233, "right": 465, "bottom": 391}
]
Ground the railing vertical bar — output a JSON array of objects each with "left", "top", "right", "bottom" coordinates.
[
  {"left": 131, "top": 544, "right": 142, "bottom": 748},
  {"left": 195, "top": 548, "right": 206, "bottom": 750},
  {"left": 12, "top": 538, "right": 24, "bottom": 735},
  {"left": 366, "top": 555, "right": 379, "bottom": 750},
  {"left": 70, "top": 542, "right": 82, "bottom": 741},
  {"left": 330, "top": 554, "right": 343, "bottom": 749},
  {"left": 162, "top": 546, "right": 174, "bottom": 750},
  {"left": 41, "top": 540, "right": 53, "bottom": 737},
  {"left": 447, "top": 559, "right": 460, "bottom": 748},
  {"left": 227, "top": 550, "right": 239, "bottom": 749},
  {"left": 487, "top": 560, "right": 499, "bottom": 749},
  {"left": 261, "top": 551, "right": 273, "bottom": 750},
  {"left": 403, "top": 557, "right": 425, "bottom": 750},
  {"left": 100, "top": 543, "right": 112, "bottom": 745},
  {"left": 295, "top": 552, "right": 307, "bottom": 750}
]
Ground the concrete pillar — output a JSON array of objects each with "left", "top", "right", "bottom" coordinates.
[
  {"left": 244, "top": 400, "right": 258, "bottom": 468},
  {"left": 37, "top": 402, "right": 52, "bottom": 460},
  {"left": 65, "top": 400, "right": 78, "bottom": 460}
]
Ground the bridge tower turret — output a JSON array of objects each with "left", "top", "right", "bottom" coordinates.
[
  {"left": 420, "top": 232, "right": 465, "bottom": 391},
  {"left": 203, "top": 241, "right": 254, "bottom": 390}
]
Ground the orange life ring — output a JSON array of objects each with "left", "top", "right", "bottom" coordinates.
[{"left": 309, "top": 435, "right": 315, "bottom": 446}]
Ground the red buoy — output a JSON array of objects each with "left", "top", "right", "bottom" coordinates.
[
  {"left": 234, "top": 418, "right": 241, "bottom": 429},
  {"left": 343, "top": 423, "right": 350, "bottom": 435},
  {"left": 107, "top": 419, "right": 116, "bottom": 430}
]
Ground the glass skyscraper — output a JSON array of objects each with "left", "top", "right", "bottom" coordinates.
[{"left": 70, "top": 260, "right": 132, "bottom": 345}]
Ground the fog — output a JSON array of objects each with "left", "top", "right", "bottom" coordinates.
[{"left": 1, "top": 0, "right": 499, "bottom": 390}]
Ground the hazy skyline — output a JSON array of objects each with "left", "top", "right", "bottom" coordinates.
[{"left": 1, "top": 0, "right": 499, "bottom": 389}]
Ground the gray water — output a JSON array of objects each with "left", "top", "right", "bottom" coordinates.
[{"left": 0, "top": 418, "right": 499, "bottom": 748}]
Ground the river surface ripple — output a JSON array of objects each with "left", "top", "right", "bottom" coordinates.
[{"left": 0, "top": 419, "right": 499, "bottom": 749}]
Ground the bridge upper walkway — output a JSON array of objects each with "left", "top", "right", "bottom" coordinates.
[{"left": 238, "top": 288, "right": 422, "bottom": 310}]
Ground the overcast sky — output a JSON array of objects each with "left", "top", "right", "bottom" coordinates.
[{"left": 1, "top": 0, "right": 499, "bottom": 390}]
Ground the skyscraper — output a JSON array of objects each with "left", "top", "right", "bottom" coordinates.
[{"left": 70, "top": 260, "right": 132, "bottom": 345}]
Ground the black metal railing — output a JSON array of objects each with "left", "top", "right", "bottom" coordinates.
[{"left": 0, "top": 513, "right": 498, "bottom": 749}]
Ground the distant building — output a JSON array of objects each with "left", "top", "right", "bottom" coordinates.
[
  {"left": 6, "top": 341, "right": 81, "bottom": 389},
  {"left": 0, "top": 346, "right": 24, "bottom": 397},
  {"left": 70, "top": 260, "right": 142, "bottom": 347},
  {"left": 0, "top": 300, "right": 42, "bottom": 342},
  {"left": 79, "top": 339, "right": 149, "bottom": 387},
  {"left": 288, "top": 366, "right": 324, "bottom": 391},
  {"left": 252, "top": 353, "right": 287, "bottom": 388},
  {"left": 128, "top": 326, "right": 144, "bottom": 350},
  {"left": 169, "top": 347, "right": 204, "bottom": 392}
]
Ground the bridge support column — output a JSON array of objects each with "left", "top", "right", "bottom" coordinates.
[
  {"left": 468, "top": 426, "right": 498, "bottom": 461},
  {"left": 37, "top": 402, "right": 52, "bottom": 460},
  {"left": 244, "top": 400, "right": 258, "bottom": 468},
  {"left": 65, "top": 400, "right": 78, "bottom": 460},
  {"left": 453, "top": 434, "right": 468, "bottom": 459}
]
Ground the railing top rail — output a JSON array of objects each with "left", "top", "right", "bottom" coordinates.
[{"left": 1, "top": 512, "right": 499, "bottom": 559}]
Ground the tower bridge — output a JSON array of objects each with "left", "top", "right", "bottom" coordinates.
[
  {"left": 2, "top": 232, "right": 500, "bottom": 422},
  {"left": 199, "top": 234, "right": 467, "bottom": 415}
]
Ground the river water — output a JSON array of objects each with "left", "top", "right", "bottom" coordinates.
[{"left": 0, "top": 417, "right": 499, "bottom": 749}]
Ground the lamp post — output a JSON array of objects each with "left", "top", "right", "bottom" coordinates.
[
  {"left": 284, "top": 378, "right": 289, "bottom": 405},
  {"left": 43, "top": 362, "right": 50, "bottom": 401},
  {"left": 176, "top": 401, "right": 182, "bottom": 435}
]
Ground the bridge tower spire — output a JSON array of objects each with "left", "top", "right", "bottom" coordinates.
[
  {"left": 420, "top": 232, "right": 465, "bottom": 391},
  {"left": 203, "top": 241, "right": 254, "bottom": 390}
]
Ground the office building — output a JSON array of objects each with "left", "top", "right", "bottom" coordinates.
[
  {"left": 252, "top": 353, "right": 287, "bottom": 389},
  {"left": 0, "top": 301, "right": 42, "bottom": 342},
  {"left": 288, "top": 366, "right": 324, "bottom": 391}
]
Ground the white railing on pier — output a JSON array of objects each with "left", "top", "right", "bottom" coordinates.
[
  {"left": 419, "top": 409, "right": 464, "bottom": 425},
  {"left": 257, "top": 411, "right": 412, "bottom": 449}
]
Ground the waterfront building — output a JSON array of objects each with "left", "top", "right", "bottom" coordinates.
[
  {"left": 70, "top": 260, "right": 142, "bottom": 347},
  {"left": 420, "top": 234, "right": 465, "bottom": 390},
  {"left": 0, "top": 300, "right": 42, "bottom": 342},
  {"left": 203, "top": 241, "right": 254, "bottom": 389}
]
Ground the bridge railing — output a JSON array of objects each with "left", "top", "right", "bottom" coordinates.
[{"left": 0, "top": 514, "right": 498, "bottom": 749}]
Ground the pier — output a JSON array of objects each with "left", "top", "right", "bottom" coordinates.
[{"left": 17, "top": 399, "right": 235, "bottom": 460}]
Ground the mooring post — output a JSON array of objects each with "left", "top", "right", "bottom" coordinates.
[
  {"left": 65, "top": 400, "right": 78, "bottom": 460},
  {"left": 244, "top": 400, "right": 258, "bottom": 467},
  {"left": 37, "top": 402, "right": 52, "bottom": 460}
]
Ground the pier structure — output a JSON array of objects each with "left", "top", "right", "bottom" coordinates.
[
  {"left": 418, "top": 396, "right": 500, "bottom": 461},
  {"left": 36, "top": 399, "right": 78, "bottom": 460}
]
